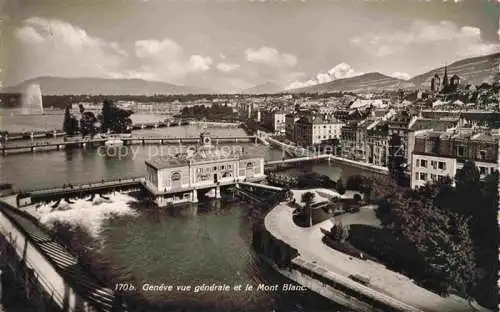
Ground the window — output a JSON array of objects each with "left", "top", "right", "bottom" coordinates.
[
  {"left": 438, "top": 162, "right": 446, "bottom": 170},
  {"left": 420, "top": 160, "right": 427, "bottom": 168},
  {"left": 438, "top": 175, "right": 446, "bottom": 182},
  {"left": 221, "top": 165, "right": 225, "bottom": 170},
  {"left": 171, "top": 172, "right": 181, "bottom": 181},
  {"left": 415, "top": 172, "right": 420, "bottom": 180},
  {"left": 479, "top": 150, "right": 486, "bottom": 160},
  {"left": 431, "top": 174, "right": 437, "bottom": 181},
  {"left": 214, "top": 166, "right": 217, "bottom": 171},
  {"left": 431, "top": 161, "right": 437, "bottom": 169},
  {"left": 420, "top": 173, "right": 427, "bottom": 181},
  {"left": 457, "top": 146, "right": 465, "bottom": 157},
  {"left": 479, "top": 167, "right": 487, "bottom": 175}
]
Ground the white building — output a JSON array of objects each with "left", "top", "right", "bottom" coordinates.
[
  {"left": 411, "top": 131, "right": 498, "bottom": 189},
  {"left": 143, "top": 132, "right": 265, "bottom": 206},
  {"left": 295, "top": 114, "right": 343, "bottom": 146}
]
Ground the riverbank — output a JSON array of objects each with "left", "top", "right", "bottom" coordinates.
[{"left": 263, "top": 189, "right": 480, "bottom": 312}]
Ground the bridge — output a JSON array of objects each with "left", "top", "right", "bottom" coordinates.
[
  {"left": 231, "top": 182, "right": 286, "bottom": 206},
  {"left": 0, "top": 202, "right": 126, "bottom": 311},
  {"left": 265, "top": 154, "right": 331, "bottom": 166},
  {"left": 2, "top": 119, "right": 242, "bottom": 142},
  {"left": 17, "top": 177, "right": 145, "bottom": 206},
  {"left": 239, "top": 182, "right": 284, "bottom": 192},
  {"left": 1, "top": 135, "right": 257, "bottom": 156}
]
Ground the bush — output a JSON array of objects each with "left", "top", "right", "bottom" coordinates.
[{"left": 330, "top": 222, "right": 350, "bottom": 243}]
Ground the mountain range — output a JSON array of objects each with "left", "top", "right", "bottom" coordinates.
[
  {"left": 0, "top": 76, "right": 207, "bottom": 96},
  {"left": 291, "top": 52, "right": 499, "bottom": 94},
  {"left": 407, "top": 52, "right": 499, "bottom": 88},
  {"left": 240, "top": 82, "right": 284, "bottom": 94},
  {"left": 289, "top": 72, "right": 414, "bottom": 93},
  {"left": 2, "top": 53, "right": 498, "bottom": 96}
]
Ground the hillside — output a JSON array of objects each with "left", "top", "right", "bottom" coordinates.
[
  {"left": 290, "top": 72, "right": 414, "bottom": 93},
  {"left": 0, "top": 76, "right": 208, "bottom": 96},
  {"left": 409, "top": 52, "right": 500, "bottom": 88},
  {"left": 241, "top": 82, "right": 283, "bottom": 94}
]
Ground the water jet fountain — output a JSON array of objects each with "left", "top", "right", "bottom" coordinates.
[{"left": 21, "top": 84, "right": 44, "bottom": 115}]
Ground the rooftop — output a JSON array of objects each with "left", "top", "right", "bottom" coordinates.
[
  {"left": 145, "top": 146, "right": 261, "bottom": 170},
  {"left": 410, "top": 118, "right": 458, "bottom": 131},
  {"left": 415, "top": 131, "right": 498, "bottom": 144}
]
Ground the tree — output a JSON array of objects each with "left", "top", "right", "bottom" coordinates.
[
  {"left": 301, "top": 191, "right": 315, "bottom": 227},
  {"left": 63, "top": 105, "right": 78, "bottom": 136},
  {"left": 330, "top": 222, "right": 350, "bottom": 243},
  {"left": 454, "top": 161, "right": 481, "bottom": 216},
  {"left": 80, "top": 111, "right": 98, "bottom": 138},
  {"left": 100, "top": 99, "right": 133, "bottom": 134},
  {"left": 336, "top": 178, "right": 346, "bottom": 195}
]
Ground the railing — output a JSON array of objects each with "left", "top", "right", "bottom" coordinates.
[
  {"left": 2, "top": 136, "right": 256, "bottom": 150},
  {"left": 23, "top": 176, "right": 144, "bottom": 194},
  {"left": 0, "top": 203, "right": 124, "bottom": 312}
]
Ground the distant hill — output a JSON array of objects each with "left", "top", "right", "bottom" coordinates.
[
  {"left": 0, "top": 76, "right": 209, "bottom": 96},
  {"left": 409, "top": 52, "right": 500, "bottom": 88},
  {"left": 241, "top": 82, "right": 283, "bottom": 94},
  {"left": 289, "top": 72, "right": 414, "bottom": 93}
]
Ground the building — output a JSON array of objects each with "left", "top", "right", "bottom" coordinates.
[
  {"left": 261, "top": 110, "right": 286, "bottom": 134},
  {"left": 143, "top": 132, "right": 265, "bottom": 206},
  {"left": 366, "top": 121, "right": 389, "bottom": 166},
  {"left": 285, "top": 113, "right": 299, "bottom": 142},
  {"left": 238, "top": 102, "right": 254, "bottom": 120},
  {"left": 340, "top": 121, "right": 362, "bottom": 160},
  {"left": 411, "top": 131, "right": 498, "bottom": 189},
  {"left": 405, "top": 117, "right": 459, "bottom": 166},
  {"left": 295, "top": 114, "right": 343, "bottom": 147}
]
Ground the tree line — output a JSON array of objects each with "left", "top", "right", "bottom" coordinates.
[
  {"left": 359, "top": 161, "right": 498, "bottom": 307},
  {"left": 63, "top": 99, "right": 133, "bottom": 136},
  {"left": 179, "top": 103, "right": 235, "bottom": 121}
]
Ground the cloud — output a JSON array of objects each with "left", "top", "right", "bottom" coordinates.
[
  {"left": 391, "top": 72, "right": 411, "bottom": 80},
  {"left": 11, "top": 18, "right": 214, "bottom": 84},
  {"left": 350, "top": 20, "right": 500, "bottom": 59},
  {"left": 133, "top": 39, "right": 213, "bottom": 80},
  {"left": 189, "top": 55, "right": 213, "bottom": 71},
  {"left": 245, "top": 46, "right": 297, "bottom": 68},
  {"left": 216, "top": 62, "right": 240, "bottom": 72},
  {"left": 14, "top": 17, "right": 128, "bottom": 81},
  {"left": 285, "top": 63, "right": 363, "bottom": 90}
]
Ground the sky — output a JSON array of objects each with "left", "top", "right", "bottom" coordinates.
[{"left": 0, "top": 0, "right": 499, "bottom": 92}]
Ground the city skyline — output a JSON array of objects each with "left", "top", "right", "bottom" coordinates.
[{"left": 1, "top": 0, "right": 499, "bottom": 92}]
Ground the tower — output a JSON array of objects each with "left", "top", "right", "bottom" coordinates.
[
  {"left": 442, "top": 66, "right": 449, "bottom": 90},
  {"left": 431, "top": 74, "right": 441, "bottom": 92}
]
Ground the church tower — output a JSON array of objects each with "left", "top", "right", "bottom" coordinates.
[{"left": 442, "top": 66, "right": 449, "bottom": 90}]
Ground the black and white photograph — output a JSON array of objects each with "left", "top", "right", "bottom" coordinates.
[{"left": 0, "top": 0, "right": 498, "bottom": 311}]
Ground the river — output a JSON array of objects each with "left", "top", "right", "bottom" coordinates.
[{"left": 0, "top": 115, "right": 382, "bottom": 312}]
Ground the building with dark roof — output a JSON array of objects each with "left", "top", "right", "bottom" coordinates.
[
  {"left": 143, "top": 132, "right": 265, "bottom": 206},
  {"left": 411, "top": 131, "right": 498, "bottom": 189},
  {"left": 295, "top": 114, "right": 343, "bottom": 147}
]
